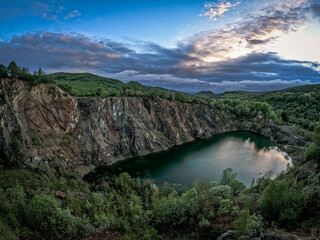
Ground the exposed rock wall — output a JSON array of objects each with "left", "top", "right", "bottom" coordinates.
[{"left": 0, "top": 78, "right": 302, "bottom": 174}]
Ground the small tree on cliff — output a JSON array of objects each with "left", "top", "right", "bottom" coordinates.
[
  {"left": 0, "top": 64, "right": 7, "bottom": 77},
  {"left": 7, "top": 61, "right": 18, "bottom": 78},
  {"left": 220, "top": 168, "right": 236, "bottom": 186}
]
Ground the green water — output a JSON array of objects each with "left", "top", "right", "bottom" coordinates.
[{"left": 93, "top": 131, "right": 291, "bottom": 186}]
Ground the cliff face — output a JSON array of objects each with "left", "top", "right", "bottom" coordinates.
[{"left": 0, "top": 79, "right": 302, "bottom": 175}]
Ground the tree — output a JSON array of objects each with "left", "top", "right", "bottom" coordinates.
[
  {"left": 20, "top": 67, "right": 30, "bottom": 80},
  {"left": 0, "top": 64, "right": 7, "bottom": 77},
  {"left": 220, "top": 168, "right": 236, "bottom": 186},
  {"left": 230, "top": 179, "right": 246, "bottom": 195},
  {"left": 304, "top": 122, "right": 320, "bottom": 162},
  {"left": 281, "top": 111, "right": 289, "bottom": 122},
  {"left": 37, "top": 67, "right": 44, "bottom": 82},
  {"left": 7, "top": 61, "right": 18, "bottom": 78}
]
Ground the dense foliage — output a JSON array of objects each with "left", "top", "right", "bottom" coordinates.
[
  {"left": 1, "top": 158, "right": 319, "bottom": 240},
  {"left": 0, "top": 165, "right": 263, "bottom": 240},
  {"left": 205, "top": 86, "right": 320, "bottom": 138}
]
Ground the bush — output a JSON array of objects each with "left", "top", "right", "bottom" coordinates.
[
  {"left": 259, "top": 178, "right": 307, "bottom": 229},
  {"left": 25, "top": 194, "right": 90, "bottom": 239},
  {"left": 246, "top": 214, "right": 263, "bottom": 236},
  {"left": 233, "top": 209, "right": 250, "bottom": 235},
  {"left": 13, "top": 136, "right": 22, "bottom": 152},
  {"left": 218, "top": 199, "right": 233, "bottom": 215},
  {"left": 0, "top": 218, "right": 18, "bottom": 240}
]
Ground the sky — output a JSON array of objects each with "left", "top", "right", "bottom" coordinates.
[{"left": 0, "top": 0, "right": 319, "bottom": 93}]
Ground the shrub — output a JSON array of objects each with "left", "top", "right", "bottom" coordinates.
[
  {"left": 199, "top": 217, "right": 210, "bottom": 229},
  {"left": 12, "top": 136, "right": 22, "bottom": 152},
  {"left": 25, "top": 194, "right": 90, "bottom": 239},
  {"left": 259, "top": 179, "right": 307, "bottom": 229},
  {"left": 246, "top": 214, "right": 263, "bottom": 236},
  {"left": 233, "top": 209, "right": 250, "bottom": 235},
  {"left": 218, "top": 199, "right": 233, "bottom": 215}
]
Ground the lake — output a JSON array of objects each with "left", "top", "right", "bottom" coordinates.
[{"left": 92, "top": 131, "right": 291, "bottom": 186}]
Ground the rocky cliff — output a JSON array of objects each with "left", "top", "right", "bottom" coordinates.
[{"left": 0, "top": 78, "right": 303, "bottom": 175}]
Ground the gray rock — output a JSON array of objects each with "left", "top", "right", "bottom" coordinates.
[{"left": 217, "top": 230, "right": 234, "bottom": 240}]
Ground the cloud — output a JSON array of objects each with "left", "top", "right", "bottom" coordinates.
[
  {"left": 188, "top": 0, "right": 311, "bottom": 65},
  {"left": 208, "top": 79, "right": 312, "bottom": 92},
  {"left": 0, "top": 31, "right": 318, "bottom": 93},
  {"left": 4, "top": 1, "right": 81, "bottom": 22},
  {"left": 31, "top": 1, "right": 60, "bottom": 21},
  {"left": 107, "top": 70, "right": 205, "bottom": 85},
  {"left": 64, "top": 10, "right": 81, "bottom": 20},
  {"left": 0, "top": 0, "right": 319, "bottom": 93},
  {"left": 309, "top": 0, "right": 320, "bottom": 20},
  {"left": 201, "top": 1, "right": 240, "bottom": 21}
]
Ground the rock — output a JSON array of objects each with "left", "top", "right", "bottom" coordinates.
[
  {"left": 55, "top": 190, "right": 66, "bottom": 199},
  {"left": 75, "top": 164, "right": 96, "bottom": 177},
  {"left": 25, "top": 156, "right": 42, "bottom": 169},
  {"left": 295, "top": 159, "right": 319, "bottom": 181},
  {"left": 260, "top": 231, "right": 302, "bottom": 240},
  {"left": 238, "top": 236, "right": 260, "bottom": 240},
  {"left": 217, "top": 230, "right": 234, "bottom": 240}
]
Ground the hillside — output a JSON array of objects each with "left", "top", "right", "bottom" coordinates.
[
  {"left": 0, "top": 75, "right": 319, "bottom": 240},
  {"left": 50, "top": 72, "right": 175, "bottom": 98},
  {"left": 200, "top": 85, "right": 320, "bottom": 139}
]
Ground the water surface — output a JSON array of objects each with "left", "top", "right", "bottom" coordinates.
[{"left": 94, "top": 131, "right": 291, "bottom": 186}]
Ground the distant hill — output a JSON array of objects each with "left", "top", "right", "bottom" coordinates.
[
  {"left": 210, "top": 84, "right": 320, "bottom": 132},
  {"left": 49, "top": 72, "right": 208, "bottom": 103},
  {"left": 50, "top": 72, "right": 174, "bottom": 97},
  {"left": 196, "top": 91, "right": 216, "bottom": 97},
  {"left": 212, "top": 91, "right": 262, "bottom": 100}
]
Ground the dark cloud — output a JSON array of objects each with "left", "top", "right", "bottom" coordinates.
[
  {"left": 0, "top": 31, "right": 318, "bottom": 93},
  {"left": 0, "top": 0, "right": 81, "bottom": 22},
  {"left": 309, "top": 0, "right": 320, "bottom": 20}
]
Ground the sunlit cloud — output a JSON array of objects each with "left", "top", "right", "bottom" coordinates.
[
  {"left": 186, "top": 0, "right": 311, "bottom": 65},
  {"left": 201, "top": 1, "right": 240, "bottom": 21}
]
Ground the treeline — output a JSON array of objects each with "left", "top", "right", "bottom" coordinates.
[{"left": 0, "top": 61, "right": 55, "bottom": 84}]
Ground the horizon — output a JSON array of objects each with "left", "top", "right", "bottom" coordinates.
[{"left": 0, "top": 0, "right": 319, "bottom": 92}]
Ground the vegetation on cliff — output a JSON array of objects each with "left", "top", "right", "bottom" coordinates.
[
  {"left": 200, "top": 86, "right": 320, "bottom": 140},
  {"left": 0, "top": 61, "right": 55, "bottom": 84}
]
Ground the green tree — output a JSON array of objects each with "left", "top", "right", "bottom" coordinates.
[
  {"left": 0, "top": 64, "right": 7, "bottom": 77},
  {"left": 220, "top": 168, "right": 236, "bottom": 186},
  {"left": 304, "top": 123, "right": 320, "bottom": 162},
  {"left": 7, "top": 61, "right": 18, "bottom": 78},
  {"left": 281, "top": 111, "right": 289, "bottom": 122},
  {"left": 230, "top": 179, "right": 246, "bottom": 195}
]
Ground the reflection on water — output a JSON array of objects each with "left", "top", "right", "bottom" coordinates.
[{"left": 92, "top": 131, "right": 291, "bottom": 186}]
